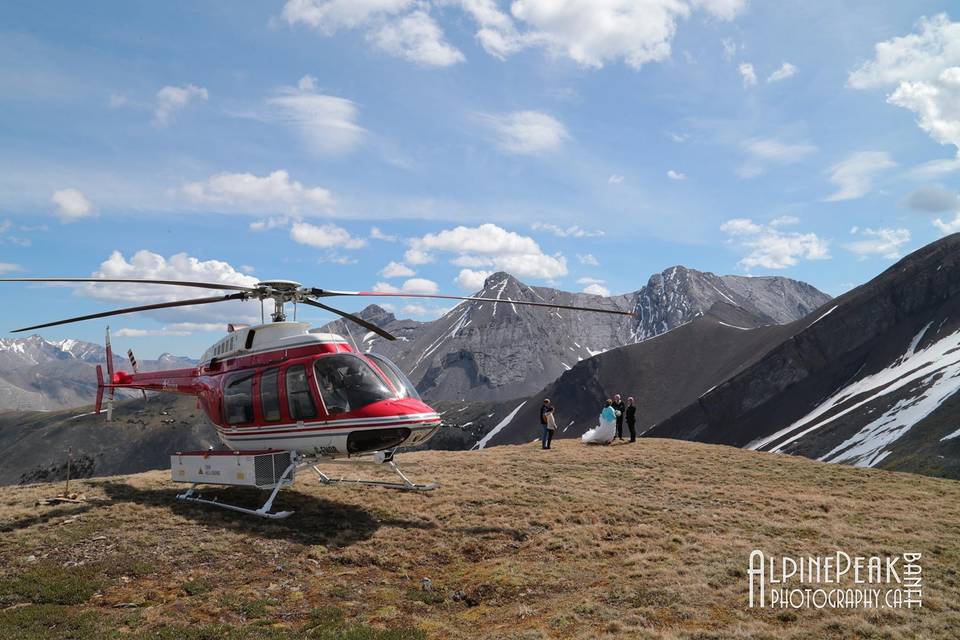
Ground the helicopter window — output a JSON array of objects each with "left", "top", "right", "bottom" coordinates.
[
  {"left": 224, "top": 372, "right": 255, "bottom": 425},
  {"left": 365, "top": 353, "right": 421, "bottom": 401},
  {"left": 260, "top": 368, "right": 281, "bottom": 422},
  {"left": 313, "top": 354, "right": 394, "bottom": 414},
  {"left": 286, "top": 365, "right": 317, "bottom": 421}
]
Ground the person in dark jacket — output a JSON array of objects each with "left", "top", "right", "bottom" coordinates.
[
  {"left": 626, "top": 396, "right": 637, "bottom": 442},
  {"left": 540, "top": 398, "right": 555, "bottom": 450},
  {"left": 612, "top": 394, "right": 626, "bottom": 440}
]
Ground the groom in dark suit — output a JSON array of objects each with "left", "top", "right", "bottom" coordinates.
[{"left": 612, "top": 394, "right": 626, "bottom": 440}]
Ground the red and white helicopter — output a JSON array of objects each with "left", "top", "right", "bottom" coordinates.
[{"left": 1, "top": 277, "right": 631, "bottom": 518}]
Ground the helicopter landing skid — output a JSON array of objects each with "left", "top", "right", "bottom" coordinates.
[
  {"left": 307, "top": 454, "right": 438, "bottom": 492},
  {"left": 174, "top": 458, "right": 297, "bottom": 519}
]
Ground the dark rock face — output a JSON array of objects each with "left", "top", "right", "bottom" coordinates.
[
  {"left": 327, "top": 269, "right": 830, "bottom": 404},
  {"left": 482, "top": 303, "right": 795, "bottom": 447},
  {"left": 648, "top": 234, "right": 960, "bottom": 478}
]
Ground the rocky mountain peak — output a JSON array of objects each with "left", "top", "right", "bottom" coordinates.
[
  {"left": 481, "top": 271, "right": 521, "bottom": 291},
  {"left": 357, "top": 304, "right": 396, "bottom": 327}
]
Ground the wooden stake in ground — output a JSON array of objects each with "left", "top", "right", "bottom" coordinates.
[
  {"left": 36, "top": 446, "right": 85, "bottom": 506},
  {"left": 64, "top": 446, "right": 72, "bottom": 496}
]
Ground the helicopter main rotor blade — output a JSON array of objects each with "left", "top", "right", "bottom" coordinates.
[
  {"left": 0, "top": 277, "right": 257, "bottom": 292},
  {"left": 11, "top": 292, "right": 248, "bottom": 333},
  {"left": 309, "top": 289, "right": 634, "bottom": 316},
  {"left": 299, "top": 298, "right": 397, "bottom": 341}
]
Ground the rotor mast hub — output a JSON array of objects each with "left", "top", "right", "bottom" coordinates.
[{"left": 254, "top": 280, "right": 304, "bottom": 323}]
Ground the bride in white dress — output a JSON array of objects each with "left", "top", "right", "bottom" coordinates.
[{"left": 582, "top": 400, "right": 617, "bottom": 445}]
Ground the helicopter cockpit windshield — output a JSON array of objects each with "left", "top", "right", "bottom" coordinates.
[
  {"left": 365, "top": 353, "right": 421, "bottom": 401},
  {"left": 314, "top": 354, "right": 394, "bottom": 414}
]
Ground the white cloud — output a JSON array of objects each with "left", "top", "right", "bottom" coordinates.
[
  {"left": 608, "top": 174, "right": 624, "bottom": 184},
  {"left": 888, "top": 68, "right": 960, "bottom": 152},
  {"left": 721, "top": 38, "right": 739, "bottom": 62},
  {"left": 0, "top": 263, "right": 22, "bottom": 274},
  {"left": 531, "top": 222, "right": 604, "bottom": 238},
  {"left": 582, "top": 283, "right": 610, "bottom": 296},
  {"left": 108, "top": 93, "right": 128, "bottom": 108},
  {"left": 908, "top": 157, "right": 960, "bottom": 179},
  {"left": 720, "top": 218, "right": 764, "bottom": 235},
  {"left": 743, "top": 138, "right": 817, "bottom": 162},
  {"left": 824, "top": 151, "right": 896, "bottom": 202},
  {"left": 739, "top": 62, "right": 757, "bottom": 87},
  {"left": 934, "top": 213, "right": 960, "bottom": 235},
  {"left": 115, "top": 328, "right": 191, "bottom": 337},
  {"left": 933, "top": 215, "right": 960, "bottom": 238},
  {"left": 578, "top": 277, "right": 610, "bottom": 296},
  {"left": 372, "top": 281, "right": 400, "bottom": 293},
  {"left": 290, "top": 221, "right": 366, "bottom": 249},
  {"left": 766, "top": 62, "right": 797, "bottom": 83},
  {"left": 370, "top": 226, "right": 397, "bottom": 241},
  {"left": 281, "top": 1, "right": 462, "bottom": 67},
  {"left": 154, "top": 84, "right": 208, "bottom": 126},
  {"left": 86, "top": 250, "right": 260, "bottom": 303},
  {"left": 843, "top": 227, "right": 911, "bottom": 259},
  {"left": 76, "top": 250, "right": 261, "bottom": 326},
  {"left": 455, "top": 268, "right": 492, "bottom": 290},
  {"left": 168, "top": 322, "right": 229, "bottom": 333},
  {"left": 481, "top": 110, "right": 568, "bottom": 155},
  {"left": 281, "top": 0, "right": 413, "bottom": 32},
  {"left": 380, "top": 261, "right": 415, "bottom": 278},
  {"left": 183, "top": 170, "right": 334, "bottom": 215},
  {"left": 398, "top": 277, "right": 438, "bottom": 294},
  {"left": 249, "top": 216, "right": 292, "bottom": 232},
  {"left": 666, "top": 169, "right": 687, "bottom": 180},
  {"left": 368, "top": 10, "right": 464, "bottom": 67},
  {"left": 903, "top": 185, "right": 960, "bottom": 213},
  {"left": 409, "top": 223, "right": 567, "bottom": 280},
  {"left": 117, "top": 321, "right": 232, "bottom": 337},
  {"left": 404, "top": 247, "right": 434, "bottom": 265},
  {"left": 373, "top": 277, "right": 438, "bottom": 294},
  {"left": 738, "top": 138, "right": 818, "bottom": 178},
  {"left": 468, "top": 0, "right": 745, "bottom": 70},
  {"left": 721, "top": 218, "right": 830, "bottom": 270},
  {"left": 282, "top": 1, "right": 746, "bottom": 71},
  {"left": 848, "top": 14, "right": 960, "bottom": 155},
  {"left": 577, "top": 253, "right": 599, "bottom": 266},
  {"left": 769, "top": 215, "right": 800, "bottom": 227},
  {"left": 51, "top": 188, "right": 95, "bottom": 223},
  {"left": 267, "top": 76, "right": 366, "bottom": 155},
  {"left": 848, "top": 14, "right": 960, "bottom": 89}
]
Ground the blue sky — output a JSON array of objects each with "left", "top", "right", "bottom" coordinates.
[{"left": 1, "top": 1, "right": 959, "bottom": 357}]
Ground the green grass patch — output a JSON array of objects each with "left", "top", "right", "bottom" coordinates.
[
  {"left": 182, "top": 577, "right": 213, "bottom": 596},
  {"left": 404, "top": 588, "right": 445, "bottom": 605},
  {"left": 0, "top": 603, "right": 101, "bottom": 640},
  {"left": 0, "top": 561, "right": 104, "bottom": 605}
]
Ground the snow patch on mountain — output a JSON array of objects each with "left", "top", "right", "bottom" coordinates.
[{"left": 749, "top": 326, "right": 960, "bottom": 465}]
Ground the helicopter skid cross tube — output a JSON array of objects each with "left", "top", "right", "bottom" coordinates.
[{"left": 304, "top": 450, "right": 439, "bottom": 492}]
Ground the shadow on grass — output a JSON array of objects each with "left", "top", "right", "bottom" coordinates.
[
  {"left": 0, "top": 503, "right": 97, "bottom": 533},
  {"left": 95, "top": 481, "right": 380, "bottom": 547}
]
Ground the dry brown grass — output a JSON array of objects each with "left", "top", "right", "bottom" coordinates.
[{"left": 1, "top": 438, "right": 958, "bottom": 639}]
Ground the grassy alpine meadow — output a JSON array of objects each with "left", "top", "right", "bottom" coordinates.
[{"left": 0, "top": 438, "right": 958, "bottom": 639}]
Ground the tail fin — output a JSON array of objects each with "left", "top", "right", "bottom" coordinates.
[
  {"left": 128, "top": 348, "right": 147, "bottom": 404},
  {"left": 95, "top": 364, "right": 105, "bottom": 415},
  {"left": 104, "top": 327, "right": 115, "bottom": 421},
  {"left": 106, "top": 326, "right": 115, "bottom": 381}
]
